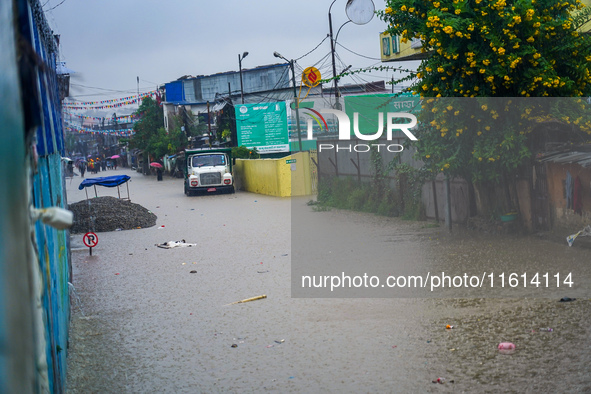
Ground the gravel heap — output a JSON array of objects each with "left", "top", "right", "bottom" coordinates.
[{"left": 69, "top": 196, "right": 157, "bottom": 233}]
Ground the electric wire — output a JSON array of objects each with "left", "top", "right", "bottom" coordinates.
[
  {"left": 46, "top": 0, "right": 67, "bottom": 11},
  {"left": 335, "top": 41, "right": 382, "bottom": 61},
  {"left": 294, "top": 34, "right": 330, "bottom": 61}
]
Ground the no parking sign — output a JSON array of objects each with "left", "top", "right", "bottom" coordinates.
[{"left": 83, "top": 232, "right": 98, "bottom": 255}]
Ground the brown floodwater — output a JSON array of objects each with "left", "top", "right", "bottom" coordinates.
[{"left": 66, "top": 169, "right": 591, "bottom": 393}]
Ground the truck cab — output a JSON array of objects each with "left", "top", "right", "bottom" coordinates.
[{"left": 184, "top": 149, "right": 234, "bottom": 195}]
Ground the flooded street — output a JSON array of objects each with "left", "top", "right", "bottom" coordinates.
[{"left": 66, "top": 169, "right": 591, "bottom": 393}]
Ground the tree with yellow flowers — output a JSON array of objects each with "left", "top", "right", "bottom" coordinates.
[
  {"left": 379, "top": 0, "right": 591, "bottom": 98},
  {"left": 377, "top": 0, "right": 591, "bottom": 187}
]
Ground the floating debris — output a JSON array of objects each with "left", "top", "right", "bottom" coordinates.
[{"left": 225, "top": 295, "right": 267, "bottom": 306}]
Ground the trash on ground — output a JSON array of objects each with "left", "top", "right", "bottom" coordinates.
[
  {"left": 432, "top": 377, "right": 446, "bottom": 384},
  {"left": 539, "top": 327, "right": 553, "bottom": 332},
  {"left": 566, "top": 225, "right": 591, "bottom": 246},
  {"left": 190, "top": 270, "right": 197, "bottom": 274},
  {"left": 446, "top": 325, "right": 454, "bottom": 329},
  {"left": 275, "top": 339, "right": 285, "bottom": 344},
  {"left": 231, "top": 344, "right": 238, "bottom": 348},
  {"left": 257, "top": 270, "right": 270, "bottom": 273},
  {"left": 559, "top": 297, "right": 576, "bottom": 302},
  {"left": 225, "top": 294, "right": 267, "bottom": 306},
  {"left": 498, "top": 342, "right": 516, "bottom": 350},
  {"left": 156, "top": 240, "right": 196, "bottom": 249}
]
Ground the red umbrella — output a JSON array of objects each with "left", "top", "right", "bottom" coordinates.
[
  {"left": 150, "top": 162, "right": 163, "bottom": 168},
  {"left": 111, "top": 155, "right": 120, "bottom": 159}
]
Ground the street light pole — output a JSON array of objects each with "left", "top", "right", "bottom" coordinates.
[
  {"left": 328, "top": 0, "right": 375, "bottom": 109},
  {"left": 328, "top": 0, "right": 341, "bottom": 110},
  {"left": 274, "top": 52, "right": 302, "bottom": 152},
  {"left": 238, "top": 51, "right": 249, "bottom": 104}
]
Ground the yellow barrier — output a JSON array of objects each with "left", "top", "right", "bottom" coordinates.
[{"left": 234, "top": 151, "right": 315, "bottom": 197}]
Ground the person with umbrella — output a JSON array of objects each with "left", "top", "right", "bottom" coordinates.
[{"left": 150, "top": 162, "right": 163, "bottom": 181}]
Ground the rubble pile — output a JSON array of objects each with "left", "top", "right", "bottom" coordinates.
[{"left": 69, "top": 196, "right": 157, "bottom": 233}]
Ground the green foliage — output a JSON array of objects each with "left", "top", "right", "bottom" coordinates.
[
  {"left": 393, "top": 162, "right": 431, "bottom": 219},
  {"left": 231, "top": 145, "right": 260, "bottom": 159},
  {"left": 416, "top": 97, "right": 591, "bottom": 181},
  {"left": 131, "top": 97, "right": 190, "bottom": 160},
  {"left": 316, "top": 177, "right": 402, "bottom": 217},
  {"left": 378, "top": 0, "right": 591, "bottom": 97},
  {"left": 377, "top": 0, "right": 591, "bottom": 182}
]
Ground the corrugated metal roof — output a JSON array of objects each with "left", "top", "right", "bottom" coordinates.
[{"left": 538, "top": 144, "right": 591, "bottom": 167}]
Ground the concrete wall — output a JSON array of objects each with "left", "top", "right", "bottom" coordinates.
[
  {"left": 546, "top": 162, "right": 591, "bottom": 229},
  {"left": 234, "top": 151, "right": 314, "bottom": 197}
]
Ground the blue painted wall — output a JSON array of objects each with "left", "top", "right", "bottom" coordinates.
[{"left": 0, "top": 0, "right": 71, "bottom": 392}]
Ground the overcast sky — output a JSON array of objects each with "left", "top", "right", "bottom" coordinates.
[{"left": 46, "top": 0, "right": 418, "bottom": 107}]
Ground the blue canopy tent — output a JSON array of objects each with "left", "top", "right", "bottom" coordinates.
[{"left": 78, "top": 175, "right": 131, "bottom": 201}]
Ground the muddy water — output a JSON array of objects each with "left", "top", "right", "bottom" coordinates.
[{"left": 67, "top": 170, "right": 591, "bottom": 392}]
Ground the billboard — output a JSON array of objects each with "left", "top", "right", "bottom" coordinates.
[{"left": 235, "top": 102, "right": 289, "bottom": 153}]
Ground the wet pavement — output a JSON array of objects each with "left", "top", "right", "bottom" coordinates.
[{"left": 66, "top": 169, "right": 591, "bottom": 393}]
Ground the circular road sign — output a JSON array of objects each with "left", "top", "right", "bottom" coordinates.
[
  {"left": 83, "top": 232, "right": 99, "bottom": 248},
  {"left": 302, "top": 67, "right": 322, "bottom": 87}
]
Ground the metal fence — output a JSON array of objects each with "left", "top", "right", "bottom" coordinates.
[{"left": 315, "top": 138, "right": 471, "bottom": 223}]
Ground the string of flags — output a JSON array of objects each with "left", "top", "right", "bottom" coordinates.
[
  {"left": 65, "top": 125, "right": 135, "bottom": 136},
  {"left": 63, "top": 112, "right": 139, "bottom": 122},
  {"left": 62, "top": 91, "right": 157, "bottom": 110}
]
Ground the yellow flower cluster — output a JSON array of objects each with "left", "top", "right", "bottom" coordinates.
[
  {"left": 426, "top": 15, "right": 442, "bottom": 28},
  {"left": 491, "top": 0, "right": 507, "bottom": 10},
  {"left": 509, "top": 57, "right": 522, "bottom": 68}
]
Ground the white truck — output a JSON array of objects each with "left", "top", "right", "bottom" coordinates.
[{"left": 184, "top": 148, "right": 235, "bottom": 196}]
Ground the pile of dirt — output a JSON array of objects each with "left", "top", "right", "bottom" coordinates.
[{"left": 69, "top": 196, "right": 157, "bottom": 233}]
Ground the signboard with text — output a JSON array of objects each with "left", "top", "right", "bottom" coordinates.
[{"left": 235, "top": 102, "right": 289, "bottom": 153}]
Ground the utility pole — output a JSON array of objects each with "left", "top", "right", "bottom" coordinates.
[
  {"left": 137, "top": 76, "right": 140, "bottom": 108},
  {"left": 228, "top": 82, "right": 237, "bottom": 147},
  {"left": 207, "top": 101, "right": 212, "bottom": 147},
  {"left": 274, "top": 52, "right": 303, "bottom": 152},
  {"left": 290, "top": 61, "right": 303, "bottom": 152},
  {"left": 238, "top": 52, "right": 249, "bottom": 104},
  {"left": 328, "top": 1, "right": 340, "bottom": 110},
  {"left": 327, "top": 0, "right": 374, "bottom": 109}
]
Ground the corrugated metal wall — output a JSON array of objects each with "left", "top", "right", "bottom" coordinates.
[{"left": 1, "top": 0, "right": 71, "bottom": 392}]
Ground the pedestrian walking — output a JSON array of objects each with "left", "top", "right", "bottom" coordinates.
[{"left": 79, "top": 161, "right": 86, "bottom": 178}]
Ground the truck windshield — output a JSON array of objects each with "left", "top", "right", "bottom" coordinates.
[{"left": 191, "top": 154, "right": 225, "bottom": 167}]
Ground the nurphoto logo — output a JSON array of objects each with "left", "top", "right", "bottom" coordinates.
[{"left": 309, "top": 109, "right": 418, "bottom": 152}]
